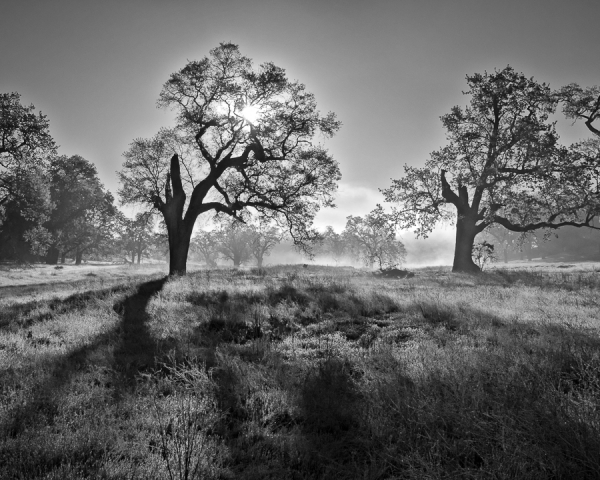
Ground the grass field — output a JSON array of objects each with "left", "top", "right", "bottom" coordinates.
[{"left": 1, "top": 263, "right": 600, "bottom": 479}]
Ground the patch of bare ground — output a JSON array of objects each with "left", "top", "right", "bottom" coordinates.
[{"left": 1, "top": 264, "right": 600, "bottom": 478}]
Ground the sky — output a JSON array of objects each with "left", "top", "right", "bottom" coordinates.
[{"left": 2, "top": 0, "right": 599, "bottom": 263}]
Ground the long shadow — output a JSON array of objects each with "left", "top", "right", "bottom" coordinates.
[
  {"left": 0, "top": 285, "right": 131, "bottom": 330},
  {"left": 1, "top": 276, "right": 167, "bottom": 440},
  {"left": 111, "top": 277, "right": 168, "bottom": 393}
]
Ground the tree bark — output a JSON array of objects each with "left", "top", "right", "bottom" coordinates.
[
  {"left": 452, "top": 211, "right": 481, "bottom": 273},
  {"left": 256, "top": 255, "right": 263, "bottom": 268},
  {"left": 45, "top": 246, "right": 60, "bottom": 265},
  {"left": 137, "top": 249, "right": 141, "bottom": 264},
  {"left": 60, "top": 251, "right": 66, "bottom": 264},
  {"left": 168, "top": 230, "right": 191, "bottom": 275},
  {"left": 75, "top": 249, "right": 83, "bottom": 265}
]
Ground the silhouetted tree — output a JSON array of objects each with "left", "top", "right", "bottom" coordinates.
[
  {"left": 118, "top": 43, "right": 341, "bottom": 275},
  {"left": 384, "top": 67, "right": 600, "bottom": 273}
]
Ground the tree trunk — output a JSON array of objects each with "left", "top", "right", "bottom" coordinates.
[
  {"left": 75, "top": 249, "right": 83, "bottom": 265},
  {"left": 60, "top": 252, "right": 66, "bottom": 264},
  {"left": 503, "top": 247, "right": 508, "bottom": 264},
  {"left": 131, "top": 251, "right": 135, "bottom": 263},
  {"left": 233, "top": 252, "right": 242, "bottom": 268},
  {"left": 168, "top": 232, "right": 191, "bottom": 275},
  {"left": 137, "top": 249, "right": 141, "bottom": 264},
  {"left": 256, "top": 255, "right": 263, "bottom": 268},
  {"left": 452, "top": 212, "right": 480, "bottom": 273},
  {"left": 45, "top": 246, "right": 60, "bottom": 265}
]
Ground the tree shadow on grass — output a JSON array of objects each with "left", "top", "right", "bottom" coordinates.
[
  {"left": 0, "top": 285, "right": 131, "bottom": 330},
  {"left": 0, "top": 276, "right": 167, "bottom": 442}
]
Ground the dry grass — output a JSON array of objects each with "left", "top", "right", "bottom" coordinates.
[{"left": 1, "top": 264, "right": 600, "bottom": 479}]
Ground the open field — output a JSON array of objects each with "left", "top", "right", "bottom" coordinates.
[{"left": 1, "top": 264, "right": 600, "bottom": 479}]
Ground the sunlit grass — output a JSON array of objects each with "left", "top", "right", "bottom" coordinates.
[{"left": 1, "top": 264, "right": 599, "bottom": 478}]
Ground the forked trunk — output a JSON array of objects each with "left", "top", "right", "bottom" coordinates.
[{"left": 452, "top": 212, "right": 480, "bottom": 273}]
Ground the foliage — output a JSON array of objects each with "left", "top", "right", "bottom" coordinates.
[
  {"left": 345, "top": 205, "right": 406, "bottom": 269},
  {"left": 214, "top": 218, "right": 254, "bottom": 267},
  {"left": 471, "top": 240, "right": 497, "bottom": 270},
  {"left": 317, "top": 225, "right": 350, "bottom": 264},
  {"left": 0, "top": 92, "right": 56, "bottom": 208},
  {"left": 248, "top": 220, "right": 283, "bottom": 267},
  {"left": 559, "top": 83, "right": 600, "bottom": 137},
  {"left": 0, "top": 93, "right": 56, "bottom": 260},
  {"left": 118, "top": 43, "right": 341, "bottom": 274},
  {"left": 190, "top": 229, "right": 220, "bottom": 267},
  {"left": 119, "top": 212, "right": 155, "bottom": 264},
  {"left": 38, "top": 155, "right": 115, "bottom": 263}
]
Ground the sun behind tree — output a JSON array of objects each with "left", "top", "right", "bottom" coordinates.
[{"left": 118, "top": 43, "right": 341, "bottom": 275}]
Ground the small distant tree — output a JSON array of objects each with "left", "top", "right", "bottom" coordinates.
[
  {"left": 249, "top": 222, "right": 283, "bottom": 268},
  {"left": 60, "top": 191, "right": 118, "bottom": 264},
  {"left": 345, "top": 205, "right": 406, "bottom": 270},
  {"left": 120, "top": 212, "right": 154, "bottom": 264},
  {"left": 118, "top": 43, "right": 341, "bottom": 275},
  {"left": 318, "top": 226, "right": 349, "bottom": 265},
  {"left": 472, "top": 240, "right": 497, "bottom": 270},
  {"left": 215, "top": 219, "right": 253, "bottom": 267},
  {"left": 190, "top": 230, "right": 220, "bottom": 267}
]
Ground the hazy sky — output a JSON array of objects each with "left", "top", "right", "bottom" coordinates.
[{"left": 2, "top": 0, "right": 598, "bottom": 238}]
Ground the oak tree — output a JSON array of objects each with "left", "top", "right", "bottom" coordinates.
[
  {"left": 119, "top": 43, "right": 341, "bottom": 275},
  {"left": 383, "top": 67, "right": 600, "bottom": 273}
]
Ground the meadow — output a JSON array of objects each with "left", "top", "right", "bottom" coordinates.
[{"left": 1, "top": 263, "right": 600, "bottom": 479}]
